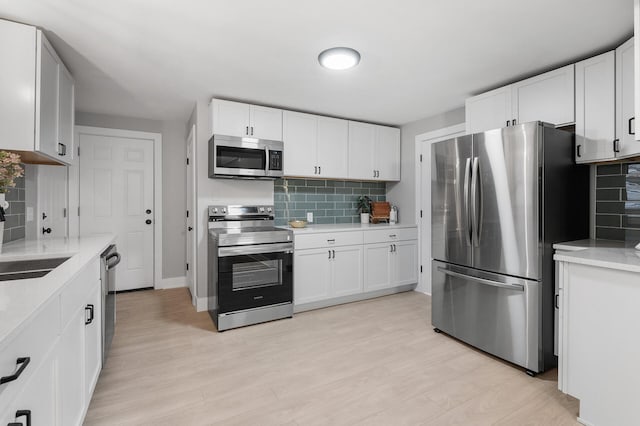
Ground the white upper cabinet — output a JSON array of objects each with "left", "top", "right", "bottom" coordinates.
[
  {"left": 465, "top": 86, "right": 512, "bottom": 134},
  {"left": 635, "top": 0, "right": 640, "bottom": 141},
  {"left": 283, "top": 111, "right": 317, "bottom": 177},
  {"left": 375, "top": 125, "right": 400, "bottom": 181},
  {"left": 512, "top": 64, "right": 575, "bottom": 126},
  {"left": 465, "top": 64, "right": 575, "bottom": 134},
  {"left": 283, "top": 112, "right": 349, "bottom": 179},
  {"left": 348, "top": 122, "right": 400, "bottom": 181},
  {"left": 0, "top": 20, "right": 74, "bottom": 165},
  {"left": 210, "top": 99, "right": 282, "bottom": 140},
  {"left": 617, "top": 38, "right": 640, "bottom": 158},
  {"left": 317, "top": 116, "right": 348, "bottom": 179},
  {"left": 348, "top": 121, "right": 376, "bottom": 180},
  {"left": 575, "top": 51, "right": 616, "bottom": 163}
]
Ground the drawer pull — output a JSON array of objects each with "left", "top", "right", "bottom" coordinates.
[
  {"left": 327, "top": 239, "right": 335, "bottom": 243},
  {"left": 389, "top": 234, "right": 397, "bottom": 238},
  {"left": 0, "top": 357, "right": 30, "bottom": 385}
]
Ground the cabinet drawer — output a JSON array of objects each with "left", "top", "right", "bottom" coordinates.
[
  {"left": 295, "top": 231, "right": 363, "bottom": 250},
  {"left": 363, "top": 227, "right": 417, "bottom": 244},
  {"left": 0, "top": 297, "right": 59, "bottom": 407},
  {"left": 60, "top": 258, "right": 100, "bottom": 330}
]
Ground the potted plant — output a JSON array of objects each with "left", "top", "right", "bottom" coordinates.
[
  {"left": 356, "top": 195, "right": 372, "bottom": 224},
  {"left": 0, "top": 151, "right": 24, "bottom": 249}
]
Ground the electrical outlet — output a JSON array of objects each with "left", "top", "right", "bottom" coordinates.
[
  {"left": 26, "top": 207, "right": 34, "bottom": 222},
  {"left": 306, "top": 212, "right": 313, "bottom": 223}
]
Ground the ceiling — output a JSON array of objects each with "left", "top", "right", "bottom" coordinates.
[{"left": 0, "top": 0, "right": 634, "bottom": 126}]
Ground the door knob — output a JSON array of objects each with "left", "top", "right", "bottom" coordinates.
[
  {"left": 145, "top": 219, "right": 152, "bottom": 225},
  {"left": 42, "top": 227, "right": 52, "bottom": 234},
  {"left": 188, "top": 226, "right": 193, "bottom": 231},
  {"left": 146, "top": 209, "right": 152, "bottom": 214}
]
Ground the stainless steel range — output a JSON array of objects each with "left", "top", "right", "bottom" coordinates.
[{"left": 208, "top": 205, "right": 293, "bottom": 331}]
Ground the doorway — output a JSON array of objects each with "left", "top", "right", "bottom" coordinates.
[
  {"left": 186, "top": 124, "right": 197, "bottom": 305},
  {"left": 77, "top": 126, "right": 162, "bottom": 291}
]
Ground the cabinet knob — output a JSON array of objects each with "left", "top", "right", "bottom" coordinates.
[{"left": 42, "top": 227, "right": 52, "bottom": 234}]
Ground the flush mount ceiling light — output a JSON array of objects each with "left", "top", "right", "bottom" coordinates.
[{"left": 318, "top": 47, "right": 361, "bottom": 70}]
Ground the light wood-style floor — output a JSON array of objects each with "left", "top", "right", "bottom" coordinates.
[{"left": 85, "top": 288, "right": 579, "bottom": 425}]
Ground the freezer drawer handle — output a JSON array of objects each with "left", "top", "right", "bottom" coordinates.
[{"left": 437, "top": 266, "right": 524, "bottom": 291}]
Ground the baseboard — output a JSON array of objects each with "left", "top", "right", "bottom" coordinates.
[
  {"left": 196, "top": 296, "right": 208, "bottom": 312},
  {"left": 158, "top": 276, "right": 187, "bottom": 289},
  {"left": 294, "top": 284, "right": 416, "bottom": 313},
  {"left": 414, "top": 289, "right": 431, "bottom": 296}
]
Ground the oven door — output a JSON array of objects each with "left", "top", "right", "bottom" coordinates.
[{"left": 217, "top": 243, "right": 293, "bottom": 313}]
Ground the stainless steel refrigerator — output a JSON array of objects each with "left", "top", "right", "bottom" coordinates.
[{"left": 431, "top": 121, "right": 589, "bottom": 374}]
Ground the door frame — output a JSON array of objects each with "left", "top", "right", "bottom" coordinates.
[
  {"left": 415, "top": 123, "right": 466, "bottom": 295},
  {"left": 74, "top": 125, "right": 163, "bottom": 289},
  {"left": 186, "top": 124, "right": 197, "bottom": 305}
]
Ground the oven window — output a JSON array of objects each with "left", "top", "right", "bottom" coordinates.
[
  {"left": 216, "top": 146, "right": 266, "bottom": 170},
  {"left": 232, "top": 255, "right": 282, "bottom": 290}
]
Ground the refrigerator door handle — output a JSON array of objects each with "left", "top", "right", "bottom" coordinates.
[
  {"left": 463, "top": 158, "right": 472, "bottom": 246},
  {"left": 471, "top": 157, "right": 482, "bottom": 246},
  {"left": 437, "top": 266, "right": 524, "bottom": 291}
]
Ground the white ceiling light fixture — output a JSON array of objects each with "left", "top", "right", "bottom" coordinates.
[{"left": 318, "top": 47, "right": 361, "bottom": 70}]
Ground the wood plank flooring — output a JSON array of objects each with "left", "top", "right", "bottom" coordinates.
[{"left": 84, "top": 288, "right": 579, "bottom": 425}]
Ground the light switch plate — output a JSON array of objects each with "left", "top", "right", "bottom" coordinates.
[
  {"left": 26, "top": 207, "right": 34, "bottom": 222},
  {"left": 306, "top": 212, "right": 313, "bottom": 223}
]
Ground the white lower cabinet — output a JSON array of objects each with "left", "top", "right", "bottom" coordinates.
[
  {"left": 364, "top": 239, "right": 418, "bottom": 291},
  {"left": 294, "top": 227, "right": 417, "bottom": 310},
  {"left": 6, "top": 354, "right": 56, "bottom": 426},
  {"left": 0, "top": 258, "right": 102, "bottom": 426},
  {"left": 294, "top": 245, "right": 363, "bottom": 304}
]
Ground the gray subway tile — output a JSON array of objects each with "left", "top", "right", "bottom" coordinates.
[
  {"left": 335, "top": 188, "right": 353, "bottom": 195},
  {"left": 306, "top": 180, "right": 326, "bottom": 187},
  {"left": 335, "top": 202, "right": 353, "bottom": 209},
  {"left": 316, "top": 202, "right": 334, "bottom": 209},
  {"left": 306, "top": 194, "right": 326, "bottom": 202},
  {"left": 5, "top": 215, "right": 19, "bottom": 228},
  {"left": 596, "top": 202, "right": 625, "bottom": 214},
  {"left": 294, "top": 202, "right": 316, "bottom": 210},
  {"left": 596, "top": 189, "right": 621, "bottom": 201},
  {"left": 326, "top": 180, "right": 345, "bottom": 187},
  {"left": 315, "top": 188, "right": 334, "bottom": 194},
  {"left": 596, "top": 164, "right": 621, "bottom": 175},
  {"left": 11, "top": 227, "right": 24, "bottom": 240},
  {"left": 624, "top": 229, "right": 640, "bottom": 242},
  {"left": 595, "top": 227, "right": 625, "bottom": 241},
  {"left": 326, "top": 195, "right": 344, "bottom": 202},
  {"left": 622, "top": 215, "right": 640, "bottom": 229},
  {"left": 344, "top": 181, "right": 362, "bottom": 188},
  {"left": 595, "top": 214, "right": 621, "bottom": 227},
  {"left": 335, "top": 217, "right": 353, "bottom": 224},
  {"left": 315, "top": 217, "right": 336, "bottom": 224},
  {"left": 597, "top": 175, "right": 626, "bottom": 188},
  {"left": 325, "top": 209, "right": 344, "bottom": 216},
  {"left": 8, "top": 201, "right": 25, "bottom": 215}
]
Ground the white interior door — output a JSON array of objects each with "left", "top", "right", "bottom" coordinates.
[
  {"left": 37, "top": 165, "right": 68, "bottom": 239},
  {"left": 79, "top": 132, "right": 154, "bottom": 291},
  {"left": 186, "top": 125, "right": 197, "bottom": 304}
]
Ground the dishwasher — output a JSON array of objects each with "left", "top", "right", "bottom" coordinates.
[{"left": 101, "top": 245, "right": 121, "bottom": 364}]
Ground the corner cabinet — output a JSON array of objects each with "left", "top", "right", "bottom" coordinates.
[
  {"left": 465, "top": 64, "right": 575, "bottom": 134},
  {"left": 0, "top": 19, "right": 75, "bottom": 165},
  {"left": 574, "top": 38, "right": 640, "bottom": 163},
  {"left": 209, "top": 98, "right": 283, "bottom": 141}
]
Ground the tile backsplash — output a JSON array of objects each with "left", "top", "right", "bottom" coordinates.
[
  {"left": 2, "top": 174, "right": 26, "bottom": 243},
  {"left": 595, "top": 163, "right": 640, "bottom": 242},
  {"left": 274, "top": 178, "right": 386, "bottom": 226}
]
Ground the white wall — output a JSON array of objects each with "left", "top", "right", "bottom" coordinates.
[
  {"left": 188, "top": 98, "right": 274, "bottom": 305},
  {"left": 75, "top": 111, "right": 188, "bottom": 280},
  {"left": 386, "top": 107, "right": 465, "bottom": 224}
]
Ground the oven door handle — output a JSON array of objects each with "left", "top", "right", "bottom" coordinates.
[
  {"left": 265, "top": 146, "right": 270, "bottom": 173},
  {"left": 218, "top": 243, "right": 293, "bottom": 257}
]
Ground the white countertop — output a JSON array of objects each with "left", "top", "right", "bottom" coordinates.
[
  {"left": 0, "top": 234, "right": 115, "bottom": 346},
  {"left": 280, "top": 222, "right": 417, "bottom": 234},
  {"left": 554, "top": 239, "right": 640, "bottom": 274}
]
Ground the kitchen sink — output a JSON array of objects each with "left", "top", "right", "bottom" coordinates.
[{"left": 0, "top": 257, "right": 71, "bottom": 281}]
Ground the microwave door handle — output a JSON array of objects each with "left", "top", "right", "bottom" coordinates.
[{"left": 265, "top": 146, "right": 270, "bottom": 173}]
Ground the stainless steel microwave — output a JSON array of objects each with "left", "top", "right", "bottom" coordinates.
[{"left": 209, "top": 134, "right": 284, "bottom": 179}]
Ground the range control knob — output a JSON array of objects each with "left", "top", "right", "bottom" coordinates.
[
  {"left": 213, "top": 208, "right": 218, "bottom": 214},
  {"left": 267, "top": 207, "right": 272, "bottom": 213},
  {"left": 222, "top": 208, "right": 226, "bottom": 214},
  {"left": 259, "top": 207, "right": 265, "bottom": 213}
]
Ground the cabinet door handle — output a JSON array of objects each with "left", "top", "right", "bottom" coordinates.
[
  {"left": 332, "top": 250, "right": 335, "bottom": 259},
  {"left": 85, "top": 304, "right": 94, "bottom": 325},
  {"left": 555, "top": 294, "right": 559, "bottom": 309},
  {"left": 390, "top": 244, "right": 393, "bottom": 252},
  {"left": 328, "top": 250, "right": 331, "bottom": 259},
  {"left": 373, "top": 169, "right": 376, "bottom": 178},
  {"left": 629, "top": 117, "right": 635, "bottom": 135},
  {"left": 318, "top": 166, "right": 321, "bottom": 174},
  {"left": 613, "top": 139, "right": 620, "bottom": 153},
  {"left": 506, "top": 120, "right": 510, "bottom": 127},
  {"left": 251, "top": 126, "right": 254, "bottom": 136},
  {"left": 14, "top": 410, "right": 31, "bottom": 426},
  {"left": 245, "top": 126, "right": 249, "bottom": 135},
  {"left": 512, "top": 119, "right": 516, "bottom": 126},
  {"left": 314, "top": 166, "right": 317, "bottom": 174},
  {"left": 58, "top": 143, "right": 67, "bottom": 156},
  {"left": 576, "top": 145, "right": 581, "bottom": 158},
  {"left": 0, "top": 357, "right": 30, "bottom": 385}
]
